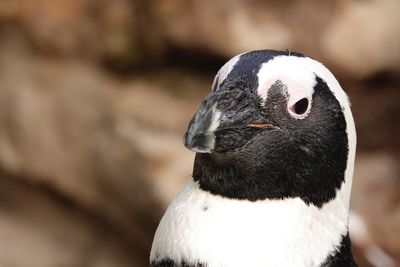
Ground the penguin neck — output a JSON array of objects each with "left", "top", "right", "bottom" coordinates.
[{"left": 192, "top": 152, "right": 351, "bottom": 208}]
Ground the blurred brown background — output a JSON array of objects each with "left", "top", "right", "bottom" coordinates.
[{"left": 0, "top": 0, "right": 399, "bottom": 266}]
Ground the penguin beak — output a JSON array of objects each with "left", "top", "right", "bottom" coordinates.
[
  {"left": 184, "top": 90, "right": 274, "bottom": 153},
  {"left": 184, "top": 100, "right": 221, "bottom": 153}
]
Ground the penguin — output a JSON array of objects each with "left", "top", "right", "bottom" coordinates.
[{"left": 150, "top": 50, "right": 357, "bottom": 267}]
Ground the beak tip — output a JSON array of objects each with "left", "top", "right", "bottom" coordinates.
[
  {"left": 183, "top": 131, "right": 214, "bottom": 153},
  {"left": 184, "top": 98, "right": 220, "bottom": 153}
]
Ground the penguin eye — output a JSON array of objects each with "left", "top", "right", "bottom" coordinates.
[
  {"left": 288, "top": 97, "right": 311, "bottom": 119},
  {"left": 292, "top": 98, "right": 308, "bottom": 114}
]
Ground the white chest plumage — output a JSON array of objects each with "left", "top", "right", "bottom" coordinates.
[{"left": 150, "top": 179, "right": 349, "bottom": 267}]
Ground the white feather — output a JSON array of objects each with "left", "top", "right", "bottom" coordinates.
[{"left": 151, "top": 179, "right": 349, "bottom": 267}]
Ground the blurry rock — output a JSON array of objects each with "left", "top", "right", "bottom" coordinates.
[
  {"left": 350, "top": 211, "right": 397, "bottom": 267},
  {"left": 0, "top": 171, "right": 142, "bottom": 267},
  {"left": 322, "top": 0, "right": 400, "bottom": 79},
  {"left": 151, "top": 0, "right": 299, "bottom": 56},
  {"left": 151, "top": 0, "right": 400, "bottom": 78},
  {"left": 0, "top": 36, "right": 211, "bottom": 266},
  {"left": 347, "top": 78, "right": 400, "bottom": 153},
  {"left": 352, "top": 153, "right": 400, "bottom": 264},
  {"left": 0, "top": 0, "right": 165, "bottom": 68},
  {"left": 0, "top": 38, "right": 159, "bottom": 264},
  {"left": 0, "top": 0, "right": 100, "bottom": 56},
  {"left": 1, "top": 0, "right": 399, "bottom": 78}
]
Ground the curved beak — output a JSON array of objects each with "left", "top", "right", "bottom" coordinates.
[
  {"left": 184, "top": 102, "right": 221, "bottom": 153},
  {"left": 184, "top": 87, "right": 275, "bottom": 153}
]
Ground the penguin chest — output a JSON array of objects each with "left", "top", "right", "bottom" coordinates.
[{"left": 150, "top": 180, "right": 348, "bottom": 267}]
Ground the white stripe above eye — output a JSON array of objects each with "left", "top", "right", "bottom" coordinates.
[
  {"left": 211, "top": 53, "right": 243, "bottom": 91},
  {"left": 257, "top": 56, "right": 317, "bottom": 104}
]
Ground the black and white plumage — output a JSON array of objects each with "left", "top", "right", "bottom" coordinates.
[{"left": 150, "top": 50, "right": 357, "bottom": 267}]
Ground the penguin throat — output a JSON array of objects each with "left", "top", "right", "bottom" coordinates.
[{"left": 192, "top": 152, "right": 344, "bottom": 208}]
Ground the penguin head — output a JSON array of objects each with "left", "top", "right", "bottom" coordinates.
[{"left": 184, "top": 50, "right": 356, "bottom": 208}]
